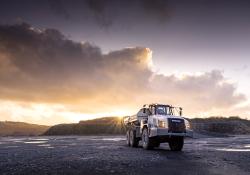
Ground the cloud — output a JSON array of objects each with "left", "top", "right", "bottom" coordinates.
[
  {"left": 142, "top": 0, "right": 170, "bottom": 22},
  {"left": 150, "top": 71, "right": 246, "bottom": 112},
  {"left": 0, "top": 23, "right": 247, "bottom": 123},
  {"left": 47, "top": 0, "right": 171, "bottom": 28},
  {"left": 48, "top": 0, "right": 70, "bottom": 19},
  {"left": 85, "top": 0, "right": 113, "bottom": 28}
]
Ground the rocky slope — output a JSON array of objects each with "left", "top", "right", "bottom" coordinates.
[
  {"left": 44, "top": 116, "right": 250, "bottom": 136},
  {"left": 0, "top": 121, "right": 50, "bottom": 136}
]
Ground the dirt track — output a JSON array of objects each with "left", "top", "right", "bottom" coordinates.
[{"left": 0, "top": 135, "right": 250, "bottom": 175}]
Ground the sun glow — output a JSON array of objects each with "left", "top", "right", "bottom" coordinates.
[
  {"left": 0, "top": 100, "right": 132, "bottom": 125},
  {"left": 67, "top": 110, "right": 132, "bottom": 123}
]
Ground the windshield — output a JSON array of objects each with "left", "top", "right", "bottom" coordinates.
[
  {"left": 155, "top": 105, "right": 181, "bottom": 116},
  {"left": 155, "top": 105, "right": 169, "bottom": 115}
]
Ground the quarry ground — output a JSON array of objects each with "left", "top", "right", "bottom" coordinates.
[{"left": 0, "top": 135, "right": 250, "bottom": 175}]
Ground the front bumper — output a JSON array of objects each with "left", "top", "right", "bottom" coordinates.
[{"left": 150, "top": 128, "right": 193, "bottom": 138}]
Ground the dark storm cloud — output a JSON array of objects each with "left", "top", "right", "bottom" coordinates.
[
  {"left": 0, "top": 23, "right": 151, "bottom": 104},
  {"left": 48, "top": 0, "right": 70, "bottom": 19},
  {"left": 0, "top": 23, "right": 245, "bottom": 114},
  {"left": 85, "top": 0, "right": 113, "bottom": 28},
  {"left": 46, "top": 0, "right": 170, "bottom": 28},
  {"left": 142, "top": 0, "right": 169, "bottom": 21}
]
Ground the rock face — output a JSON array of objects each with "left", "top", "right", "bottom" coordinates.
[
  {"left": 0, "top": 121, "right": 50, "bottom": 136},
  {"left": 191, "top": 117, "right": 250, "bottom": 134},
  {"left": 44, "top": 117, "right": 126, "bottom": 136}
]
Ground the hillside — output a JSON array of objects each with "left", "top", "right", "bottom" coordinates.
[
  {"left": 0, "top": 121, "right": 50, "bottom": 136},
  {"left": 191, "top": 116, "right": 250, "bottom": 134},
  {"left": 44, "top": 116, "right": 250, "bottom": 136},
  {"left": 44, "top": 117, "right": 125, "bottom": 135},
  {"left": 1, "top": 116, "right": 249, "bottom": 136}
]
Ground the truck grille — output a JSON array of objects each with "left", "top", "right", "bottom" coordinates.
[{"left": 168, "top": 118, "right": 185, "bottom": 133}]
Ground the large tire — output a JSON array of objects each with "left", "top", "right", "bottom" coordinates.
[
  {"left": 142, "top": 128, "right": 153, "bottom": 150},
  {"left": 169, "top": 136, "right": 184, "bottom": 151},
  {"left": 126, "top": 130, "right": 130, "bottom": 146},
  {"left": 154, "top": 142, "right": 160, "bottom": 148},
  {"left": 129, "top": 130, "right": 139, "bottom": 147}
]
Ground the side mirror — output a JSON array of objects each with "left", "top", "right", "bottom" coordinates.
[{"left": 179, "top": 107, "right": 182, "bottom": 116}]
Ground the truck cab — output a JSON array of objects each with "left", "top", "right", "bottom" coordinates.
[{"left": 124, "top": 103, "right": 193, "bottom": 151}]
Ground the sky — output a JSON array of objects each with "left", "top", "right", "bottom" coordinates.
[{"left": 0, "top": 0, "right": 250, "bottom": 125}]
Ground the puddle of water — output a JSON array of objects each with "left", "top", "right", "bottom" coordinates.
[
  {"left": 38, "top": 144, "right": 51, "bottom": 147},
  {"left": 46, "top": 146, "right": 54, "bottom": 149},
  {"left": 8, "top": 138, "right": 27, "bottom": 141},
  {"left": 6, "top": 138, "right": 49, "bottom": 143},
  {"left": 80, "top": 157, "right": 94, "bottom": 160},
  {"left": 30, "top": 138, "right": 49, "bottom": 141},
  {"left": 77, "top": 138, "right": 84, "bottom": 141},
  {"left": 195, "top": 141, "right": 208, "bottom": 144},
  {"left": 91, "top": 138, "right": 125, "bottom": 142},
  {"left": 13, "top": 140, "right": 24, "bottom": 143},
  {"left": 216, "top": 148, "right": 250, "bottom": 152},
  {"left": 60, "top": 146, "right": 68, "bottom": 148},
  {"left": 68, "top": 143, "right": 77, "bottom": 146},
  {"left": 24, "top": 141, "right": 47, "bottom": 144},
  {"left": 5, "top": 146, "right": 19, "bottom": 148},
  {"left": 97, "top": 146, "right": 109, "bottom": 149}
]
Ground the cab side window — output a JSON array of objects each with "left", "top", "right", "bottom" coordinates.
[
  {"left": 151, "top": 106, "right": 155, "bottom": 115},
  {"left": 145, "top": 109, "right": 151, "bottom": 115}
]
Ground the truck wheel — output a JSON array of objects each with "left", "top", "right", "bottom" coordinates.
[
  {"left": 129, "top": 130, "right": 139, "bottom": 147},
  {"left": 126, "top": 130, "right": 130, "bottom": 146},
  {"left": 169, "top": 136, "right": 184, "bottom": 151},
  {"left": 142, "top": 128, "right": 153, "bottom": 150},
  {"left": 154, "top": 142, "right": 160, "bottom": 148}
]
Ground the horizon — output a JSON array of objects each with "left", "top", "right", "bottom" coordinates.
[
  {"left": 1, "top": 115, "right": 249, "bottom": 126},
  {"left": 1, "top": 0, "right": 250, "bottom": 125}
]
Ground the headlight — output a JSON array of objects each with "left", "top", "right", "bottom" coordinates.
[
  {"left": 158, "top": 120, "right": 166, "bottom": 128},
  {"left": 184, "top": 120, "right": 191, "bottom": 129}
]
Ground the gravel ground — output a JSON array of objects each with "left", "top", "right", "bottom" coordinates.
[{"left": 0, "top": 135, "right": 250, "bottom": 175}]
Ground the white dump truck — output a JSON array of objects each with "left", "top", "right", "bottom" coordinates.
[{"left": 123, "top": 103, "right": 193, "bottom": 151}]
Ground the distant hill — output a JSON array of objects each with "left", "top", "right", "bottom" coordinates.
[
  {"left": 2, "top": 116, "right": 250, "bottom": 136},
  {"left": 44, "top": 116, "right": 250, "bottom": 136},
  {"left": 0, "top": 121, "right": 50, "bottom": 136},
  {"left": 44, "top": 117, "right": 125, "bottom": 135},
  {"left": 191, "top": 116, "right": 250, "bottom": 134}
]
